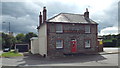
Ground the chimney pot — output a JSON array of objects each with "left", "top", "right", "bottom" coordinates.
[
  {"left": 43, "top": 6, "right": 46, "bottom": 9},
  {"left": 40, "top": 12, "right": 41, "bottom": 15},
  {"left": 43, "top": 6, "right": 47, "bottom": 23},
  {"left": 39, "top": 12, "right": 42, "bottom": 26},
  {"left": 84, "top": 8, "right": 89, "bottom": 19},
  {"left": 86, "top": 8, "right": 88, "bottom": 12}
]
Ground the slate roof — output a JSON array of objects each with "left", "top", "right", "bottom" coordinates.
[{"left": 47, "top": 13, "right": 97, "bottom": 24}]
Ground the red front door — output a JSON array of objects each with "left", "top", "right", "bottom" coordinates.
[{"left": 71, "top": 39, "right": 77, "bottom": 53}]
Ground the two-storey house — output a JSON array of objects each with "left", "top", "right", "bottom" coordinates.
[{"left": 36, "top": 7, "right": 98, "bottom": 57}]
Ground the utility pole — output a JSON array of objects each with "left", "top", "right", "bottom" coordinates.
[
  {"left": 2, "top": 21, "right": 13, "bottom": 50},
  {"left": 3, "top": 22, "right": 11, "bottom": 35},
  {"left": 8, "top": 22, "right": 10, "bottom": 34}
]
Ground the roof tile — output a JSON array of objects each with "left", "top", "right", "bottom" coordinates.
[{"left": 47, "top": 13, "right": 97, "bottom": 24}]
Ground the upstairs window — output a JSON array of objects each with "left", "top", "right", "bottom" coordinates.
[
  {"left": 85, "top": 25, "right": 90, "bottom": 33},
  {"left": 56, "top": 24, "right": 63, "bottom": 33},
  {"left": 56, "top": 40, "right": 63, "bottom": 49},
  {"left": 85, "top": 40, "right": 91, "bottom": 48}
]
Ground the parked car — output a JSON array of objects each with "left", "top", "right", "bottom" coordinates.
[{"left": 3, "top": 48, "right": 10, "bottom": 52}]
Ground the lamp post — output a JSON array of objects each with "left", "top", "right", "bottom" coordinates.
[
  {"left": 3, "top": 22, "right": 11, "bottom": 34},
  {"left": 2, "top": 21, "right": 12, "bottom": 50},
  {"left": 8, "top": 22, "right": 10, "bottom": 34}
]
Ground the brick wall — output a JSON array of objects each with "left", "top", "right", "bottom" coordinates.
[{"left": 47, "top": 23, "right": 98, "bottom": 57}]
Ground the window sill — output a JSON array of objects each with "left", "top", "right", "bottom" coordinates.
[
  {"left": 85, "top": 47, "right": 91, "bottom": 49},
  {"left": 56, "top": 31, "right": 63, "bottom": 33},
  {"left": 56, "top": 32, "right": 63, "bottom": 34},
  {"left": 56, "top": 48, "right": 64, "bottom": 50},
  {"left": 85, "top": 32, "right": 91, "bottom": 34}
]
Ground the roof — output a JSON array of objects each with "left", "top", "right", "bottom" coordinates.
[
  {"left": 47, "top": 13, "right": 97, "bottom": 24},
  {"left": 30, "top": 37, "right": 38, "bottom": 40}
]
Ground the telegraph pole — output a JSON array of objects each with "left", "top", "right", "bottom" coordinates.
[
  {"left": 3, "top": 22, "right": 11, "bottom": 34},
  {"left": 8, "top": 22, "right": 10, "bottom": 34}
]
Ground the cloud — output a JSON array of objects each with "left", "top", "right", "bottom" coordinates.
[
  {"left": 118, "top": 1, "right": 120, "bottom": 33},
  {"left": 0, "top": 2, "right": 2, "bottom": 32},
  {"left": 2, "top": 2, "right": 39, "bottom": 34},
  {"left": 99, "top": 26, "right": 118, "bottom": 36},
  {"left": 1, "top": 0, "right": 119, "bottom": 35},
  {"left": 90, "top": 0, "right": 118, "bottom": 32},
  {"left": 98, "top": 0, "right": 119, "bottom": 36},
  {"left": 1, "top": 2, "right": 79, "bottom": 34},
  {"left": 2, "top": 2, "right": 27, "bottom": 17},
  {"left": 2, "top": 15, "right": 38, "bottom": 34}
]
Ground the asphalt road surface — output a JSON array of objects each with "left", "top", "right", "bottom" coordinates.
[
  {"left": 2, "top": 54, "right": 118, "bottom": 66},
  {"left": 2, "top": 47, "right": 119, "bottom": 66},
  {"left": 0, "top": 50, "right": 2, "bottom": 68}
]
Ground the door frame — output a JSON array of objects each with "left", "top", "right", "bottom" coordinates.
[{"left": 71, "top": 39, "right": 77, "bottom": 53}]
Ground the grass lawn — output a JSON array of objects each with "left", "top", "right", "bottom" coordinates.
[
  {"left": 103, "top": 38, "right": 117, "bottom": 43},
  {"left": 103, "top": 39, "right": 112, "bottom": 42},
  {"left": 1, "top": 51, "right": 23, "bottom": 57}
]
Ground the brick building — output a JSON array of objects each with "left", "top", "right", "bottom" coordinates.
[{"left": 35, "top": 7, "right": 98, "bottom": 57}]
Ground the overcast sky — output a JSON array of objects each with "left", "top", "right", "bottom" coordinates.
[{"left": 1, "top": 0, "right": 119, "bottom": 36}]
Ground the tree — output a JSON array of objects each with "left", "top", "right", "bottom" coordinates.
[
  {"left": 2, "top": 33, "right": 10, "bottom": 48},
  {"left": 24, "top": 32, "right": 37, "bottom": 44},
  {"left": 2, "top": 32, "right": 17, "bottom": 49},
  {"left": 16, "top": 33, "right": 25, "bottom": 43},
  {"left": 117, "top": 34, "right": 120, "bottom": 46},
  {"left": 106, "top": 34, "right": 112, "bottom": 39},
  {"left": 10, "top": 36, "right": 17, "bottom": 49},
  {"left": 1, "top": 32, "right": 37, "bottom": 49}
]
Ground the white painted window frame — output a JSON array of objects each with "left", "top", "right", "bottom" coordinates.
[
  {"left": 56, "top": 40, "right": 63, "bottom": 49},
  {"left": 85, "top": 25, "right": 90, "bottom": 33},
  {"left": 85, "top": 40, "right": 91, "bottom": 48},
  {"left": 56, "top": 24, "right": 63, "bottom": 33}
]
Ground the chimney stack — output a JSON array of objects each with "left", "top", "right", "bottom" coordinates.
[
  {"left": 84, "top": 8, "right": 89, "bottom": 19},
  {"left": 39, "top": 12, "right": 42, "bottom": 26},
  {"left": 43, "top": 6, "right": 47, "bottom": 23}
]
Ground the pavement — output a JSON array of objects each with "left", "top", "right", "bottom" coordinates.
[
  {"left": 2, "top": 53, "right": 118, "bottom": 66},
  {"left": 0, "top": 50, "right": 2, "bottom": 68},
  {"left": 0, "top": 50, "right": 3, "bottom": 55},
  {"left": 99, "top": 47, "right": 119, "bottom": 55}
]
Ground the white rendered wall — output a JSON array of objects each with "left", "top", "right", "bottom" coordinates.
[
  {"left": 31, "top": 37, "right": 39, "bottom": 54},
  {"left": 38, "top": 24, "right": 47, "bottom": 56}
]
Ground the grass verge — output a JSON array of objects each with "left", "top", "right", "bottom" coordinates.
[{"left": 1, "top": 51, "right": 23, "bottom": 57}]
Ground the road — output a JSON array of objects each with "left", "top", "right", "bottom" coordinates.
[
  {"left": 2, "top": 54, "right": 118, "bottom": 66},
  {"left": 0, "top": 50, "right": 2, "bottom": 68},
  {"left": 0, "top": 50, "right": 2, "bottom": 55},
  {"left": 1, "top": 47, "right": 119, "bottom": 66}
]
